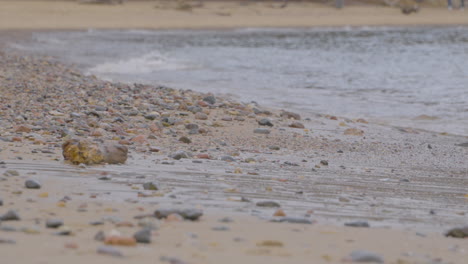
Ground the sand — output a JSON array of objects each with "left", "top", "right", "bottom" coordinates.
[
  {"left": 0, "top": 1, "right": 468, "bottom": 264},
  {"left": 0, "top": 0, "right": 468, "bottom": 30}
]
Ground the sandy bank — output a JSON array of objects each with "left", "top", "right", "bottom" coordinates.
[{"left": 1, "top": 1, "right": 468, "bottom": 30}]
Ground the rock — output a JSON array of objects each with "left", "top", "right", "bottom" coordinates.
[
  {"left": 170, "top": 151, "right": 190, "bottom": 160},
  {"left": 1, "top": 210, "right": 20, "bottom": 221},
  {"left": 25, "top": 179, "right": 41, "bottom": 189},
  {"left": 46, "top": 219, "right": 64, "bottom": 229},
  {"left": 94, "top": 230, "right": 106, "bottom": 241},
  {"left": 289, "top": 122, "right": 305, "bottom": 129},
  {"left": 179, "top": 136, "right": 191, "bottom": 144},
  {"left": 142, "top": 182, "right": 159, "bottom": 191},
  {"left": 320, "top": 160, "right": 329, "bottom": 166},
  {"left": 253, "top": 128, "right": 270, "bottom": 135},
  {"left": 218, "top": 217, "right": 234, "bottom": 223},
  {"left": 270, "top": 217, "right": 313, "bottom": 224},
  {"left": 269, "top": 145, "right": 280, "bottom": 150},
  {"left": 0, "top": 198, "right": 3, "bottom": 206},
  {"left": 144, "top": 112, "right": 160, "bottom": 120},
  {"left": 104, "top": 236, "right": 137, "bottom": 246},
  {"left": 273, "top": 209, "right": 286, "bottom": 217},
  {"left": 258, "top": 118, "right": 273, "bottom": 127},
  {"left": 4, "top": 170, "right": 19, "bottom": 177},
  {"left": 195, "top": 112, "right": 208, "bottom": 120},
  {"left": 89, "top": 221, "right": 104, "bottom": 226},
  {"left": 345, "top": 221, "right": 370, "bottom": 228},
  {"left": 344, "top": 128, "right": 364, "bottom": 136},
  {"left": 445, "top": 226, "right": 468, "bottom": 238},
  {"left": 160, "top": 256, "right": 188, "bottom": 264},
  {"left": 347, "top": 250, "right": 384, "bottom": 263},
  {"left": 220, "top": 155, "right": 235, "bottom": 162},
  {"left": 203, "top": 95, "right": 216, "bottom": 105},
  {"left": 62, "top": 139, "right": 127, "bottom": 165},
  {"left": 221, "top": 116, "right": 232, "bottom": 121},
  {"left": 154, "top": 208, "right": 203, "bottom": 221},
  {"left": 134, "top": 228, "right": 152, "bottom": 244},
  {"left": 280, "top": 111, "right": 301, "bottom": 120},
  {"left": 257, "top": 240, "right": 284, "bottom": 247},
  {"left": 256, "top": 201, "right": 280, "bottom": 208},
  {"left": 97, "top": 246, "right": 124, "bottom": 257}
]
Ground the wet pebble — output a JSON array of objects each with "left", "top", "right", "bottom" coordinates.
[
  {"left": 445, "top": 226, "right": 468, "bottom": 238},
  {"left": 46, "top": 219, "right": 64, "bottom": 229},
  {"left": 258, "top": 118, "right": 273, "bottom": 127},
  {"left": 1, "top": 210, "right": 20, "bottom": 221},
  {"left": 347, "top": 250, "right": 384, "bottom": 263},
  {"left": 253, "top": 128, "right": 270, "bottom": 135},
  {"left": 220, "top": 155, "right": 235, "bottom": 162},
  {"left": 270, "top": 217, "right": 313, "bottom": 224},
  {"left": 134, "top": 228, "right": 152, "bottom": 244},
  {"left": 94, "top": 230, "right": 106, "bottom": 241},
  {"left": 0, "top": 238, "right": 16, "bottom": 244},
  {"left": 25, "top": 179, "right": 41, "bottom": 189},
  {"left": 97, "top": 245, "right": 123, "bottom": 258},
  {"left": 142, "top": 182, "right": 159, "bottom": 191},
  {"left": 170, "top": 151, "right": 190, "bottom": 160},
  {"left": 154, "top": 208, "right": 203, "bottom": 221},
  {"left": 203, "top": 95, "right": 216, "bottom": 105},
  {"left": 256, "top": 201, "right": 280, "bottom": 208},
  {"left": 280, "top": 111, "right": 301, "bottom": 120},
  {"left": 289, "top": 121, "right": 305, "bottom": 128},
  {"left": 345, "top": 221, "right": 370, "bottom": 228},
  {"left": 218, "top": 217, "right": 234, "bottom": 223},
  {"left": 179, "top": 136, "right": 191, "bottom": 144}
]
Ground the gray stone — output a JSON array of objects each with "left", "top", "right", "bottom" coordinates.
[
  {"left": 0, "top": 238, "right": 16, "bottom": 244},
  {"left": 289, "top": 121, "right": 305, "bottom": 128},
  {"left": 271, "top": 217, "right": 313, "bottom": 224},
  {"left": 154, "top": 208, "right": 203, "bottom": 221},
  {"left": 256, "top": 201, "right": 280, "bottom": 208},
  {"left": 445, "top": 226, "right": 468, "bottom": 238},
  {"left": 3, "top": 170, "right": 19, "bottom": 177},
  {"left": 253, "top": 128, "right": 270, "bottom": 135},
  {"left": 203, "top": 95, "right": 216, "bottom": 105},
  {"left": 142, "top": 182, "right": 159, "bottom": 191},
  {"left": 212, "top": 226, "right": 230, "bottom": 231},
  {"left": 348, "top": 250, "right": 384, "bottom": 263},
  {"left": 170, "top": 151, "right": 190, "bottom": 160},
  {"left": 218, "top": 217, "right": 234, "bottom": 223},
  {"left": 46, "top": 219, "right": 64, "bottom": 229},
  {"left": 220, "top": 156, "right": 235, "bottom": 162},
  {"left": 185, "top": 123, "right": 199, "bottom": 130},
  {"left": 134, "top": 228, "right": 152, "bottom": 244},
  {"left": 160, "top": 256, "right": 188, "bottom": 264},
  {"left": 179, "top": 136, "right": 191, "bottom": 144},
  {"left": 97, "top": 246, "right": 123, "bottom": 258},
  {"left": 0, "top": 198, "right": 3, "bottom": 206},
  {"left": 269, "top": 146, "right": 280, "bottom": 150},
  {"left": 258, "top": 118, "right": 273, "bottom": 127},
  {"left": 94, "top": 230, "right": 106, "bottom": 241},
  {"left": 280, "top": 111, "right": 301, "bottom": 120},
  {"left": 25, "top": 179, "right": 42, "bottom": 189},
  {"left": 0, "top": 226, "right": 17, "bottom": 232},
  {"left": 345, "top": 221, "right": 370, "bottom": 228},
  {"left": 1, "top": 210, "right": 20, "bottom": 221},
  {"left": 89, "top": 221, "right": 104, "bottom": 226}
]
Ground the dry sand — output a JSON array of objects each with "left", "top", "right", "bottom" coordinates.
[
  {"left": 1, "top": 1, "right": 468, "bottom": 264},
  {"left": 0, "top": 0, "right": 468, "bottom": 30}
]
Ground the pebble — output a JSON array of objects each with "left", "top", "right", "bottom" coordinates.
[
  {"left": 270, "top": 217, "right": 314, "bottom": 224},
  {"left": 160, "top": 256, "right": 188, "bottom": 264},
  {"left": 97, "top": 246, "right": 124, "bottom": 258},
  {"left": 0, "top": 198, "right": 3, "bottom": 206},
  {"left": 256, "top": 201, "right": 280, "bottom": 207},
  {"left": 4, "top": 170, "right": 19, "bottom": 177},
  {"left": 348, "top": 250, "right": 384, "bottom": 263},
  {"left": 203, "top": 95, "right": 216, "bottom": 105},
  {"left": 253, "top": 128, "right": 271, "bottom": 135},
  {"left": 142, "top": 182, "right": 159, "bottom": 191},
  {"left": 25, "top": 179, "right": 41, "bottom": 189},
  {"left": 46, "top": 219, "right": 64, "bottom": 229},
  {"left": 1, "top": 210, "right": 20, "bottom": 221},
  {"left": 289, "top": 122, "right": 305, "bottom": 128},
  {"left": 320, "top": 160, "right": 329, "bottom": 166},
  {"left": 104, "top": 236, "right": 137, "bottom": 246},
  {"left": 170, "top": 151, "right": 190, "bottom": 160},
  {"left": 179, "top": 136, "right": 191, "bottom": 144},
  {"left": 94, "top": 230, "right": 106, "bottom": 241},
  {"left": 195, "top": 112, "right": 208, "bottom": 120},
  {"left": 134, "top": 228, "right": 152, "bottom": 244},
  {"left": 89, "top": 221, "right": 104, "bottom": 226},
  {"left": 218, "top": 217, "right": 234, "bottom": 223},
  {"left": 0, "top": 238, "right": 16, "bottom": 244},
  {"left": 154, "top": 208, "right": 203, "bottom": 221},
  {"left": 345, "top": 221, "right": 370, "bottom": 228},
  {"left": 445, "top": 226, "right": 468, "bottom": 238},
  {"left": 280, "top": 111, "right": 301, "bottom": 120},
  {"left": 258, "top": 118, "right": 274, "bottom": 127},
  {"left": 344, "top": 128, "right": 364, "bottom": 136},
  {"left": 220, "top": 155, "right": 235, "bottom": 162}
]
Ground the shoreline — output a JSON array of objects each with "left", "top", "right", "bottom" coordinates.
[{"left": 1, "top": 1, "right": 468, "bottom": 30}]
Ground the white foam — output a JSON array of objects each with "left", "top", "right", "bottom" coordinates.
[{"left": 89, "top": 51, "right": 192, "bottom": 75}]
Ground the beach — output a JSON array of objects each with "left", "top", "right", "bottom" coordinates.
[{"left": 1, "top": 1, "right": 468, "bottom": 264}]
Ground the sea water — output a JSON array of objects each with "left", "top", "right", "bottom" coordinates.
[{"left": 15, "top": 26, "right": 468, "bottom": 135}]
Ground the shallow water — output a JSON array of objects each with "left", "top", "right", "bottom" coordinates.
[{"left": 13, "top": 26, "right": 468, "bottom": 135}]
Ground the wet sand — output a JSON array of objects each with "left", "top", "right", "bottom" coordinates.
[
  {"left": 1, "top": 0, "right": 468, "bottom": 30},
  {"left": 1, "top": 2, "right": 468, "bottom": 263}
]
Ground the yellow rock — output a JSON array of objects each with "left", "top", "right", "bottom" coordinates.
[
  {"left": 38, "top": 192, "right": 49, "bottom": 198},
  {"left": 62, "top": 139, "right": 127, "bottom": 165}
]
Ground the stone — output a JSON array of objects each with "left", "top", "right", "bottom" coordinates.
[
  {"left": 289, "top": 122, "right": 305, "bottom": 128},
  {"left": 0, "top": 238, "right": 16, "bottom": 244},
  {"left": 273, "top": 209, "right": 286, "bottom": 217},
  {"left": 104, "top": 236, "right": 137, "bottom": 246},
  {"left": 445, "top": 226, "right": 468, "bottom": 238},
  {"left": 202, "top": 95, "right": 216, "bottom": 105},
  {"left": 195, "top": 112, "right": 208, "bottom": 120},
  {"left": 4, "top": 170, "right": 19, "bottom": 177},
  {"left": 170, "top": 151, "right": 190, "bottom": 160},
  {"left": 212, "top": 226, "right": 230, "bottom": 231},
  {"left": 345, "top": 221, "right": 370, "bottom": 228},
  {"left": 0, "top": 198, "right": 3, "bottom": 206},
  {"left": 258, "top": 118, "right": 273, "bottom": 127},
  {"left": 220, "top": 155, "right": 235, "bottom": 162},
  {"left": 62, "top": 139, "right": 127, "bottom": 165},
  {"left": 218, "top": 217, "right": 234, "bottom": 223},
  {"left": 97, "top": 246, "right": 123, "bottom": 257},
  {"left": 256, "top": 201, "right": 280, "bottom": 207},
  {"left": 257, "top": 240, "right": 284, "bottom": 247},
  {"left": 134, "top": 228, "right": 152, "bottom": 244},
  {"left": 348, "top": 250, "right": 384, "bottom": 263},
  {"left": 320, "top": 160, "right": 329, "bottom": 166},
  {"left": 25, "top": 179, "right": 41, "bottom": 189},
  {"left": 253, "top": 128, "right": 270, "bottom": 135},
  {"left": 94, "top": 230, "right": 106, "bottom": 241},
  {"left": 270, "top": 217, "right": 313, "bottom": 224},
  {"left": 46, "top": 219, "right": 64, "bottom": 229},
  {"left": 142, "top": 182, "right": 159, "bottom": 191},
  {"left": 280, "top": 111, "right": 301, "bottom": 120},
  {"left": 160, "top": 256, "right": 188, "bottom": 264},
  {"left": 1, "top": 210, "right": 20, "bottom": 221},
  {"left": 154, "top": 208, "right": 203, "bottom": 221},
  {"left": 179, "top": 136, "right": 191, "bottom": 144}
]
